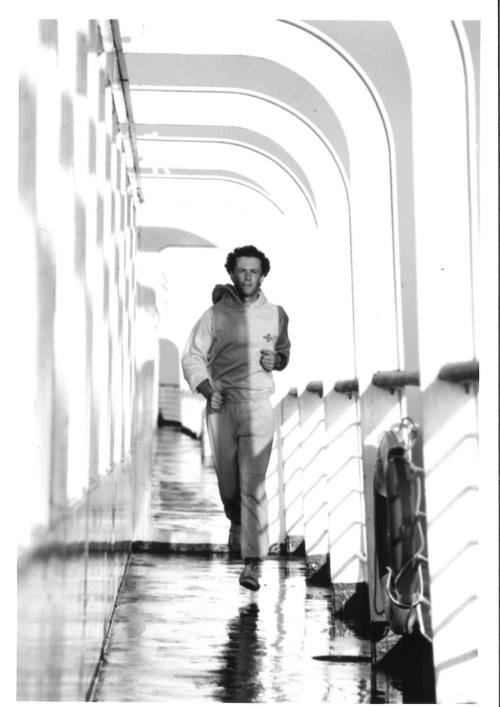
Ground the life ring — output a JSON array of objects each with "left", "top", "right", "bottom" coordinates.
[{"left": 373, "top": 421, "right": 427, "bottom": 635}]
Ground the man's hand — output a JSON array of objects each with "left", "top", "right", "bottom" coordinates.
[
  {"left": 209, "top": 391, "right": 224, "bottom": 410},
  {"left": 196, "top": 379, "right": 224, "bottom": 410},
  {"left": 260, "top": 349, "right": 277, "bottom": 372}
]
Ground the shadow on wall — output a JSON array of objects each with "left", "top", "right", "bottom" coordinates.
[
  {"left": 133, "top": 281, "right": 161, "bottom": 540},
  {"left": 132, "top": 358, "right": 157, "bottom": 537},
  {"left": 157, "top": 338, "right": 205, "bottom": 436},
  {"left": 159, "top": 339, "right": 181, "bottom": 386},
  {"left": 158, "top": 339, "right": 181, "bottom": 426},
  {"left": 322, "top": 387, "right": 365, "bottom": 588},
  {"left": 419, "top": 378, "right": 479, "bottom": 700},
  {"left": 20, "top": 58, "right": 59, "bottom": 537}
]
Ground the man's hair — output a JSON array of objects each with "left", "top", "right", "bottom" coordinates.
[{"left": 225, "top": 245, "right": 271, "bottom": 276}]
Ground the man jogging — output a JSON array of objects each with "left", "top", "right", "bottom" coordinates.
[{"left": 182, "top": 245, "right": 290, "bottom": 590}]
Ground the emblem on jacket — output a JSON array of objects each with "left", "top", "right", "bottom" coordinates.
[{"left": 263, "top": 333, "right": 274, "bottom": 342}]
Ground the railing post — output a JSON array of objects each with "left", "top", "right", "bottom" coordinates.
[
  {"left": 279, "top": 388, "right": 304, "bottom": 553},
  {"left": 298, "top": 382, "right": 330, "bottom": 584},
  {"left": 422, "top": 363, "right": 479, "bottom": 702},
  {"left": 325, "top": 380, "right": 367, "bottom": 611},
  {"left": 266, "top": 403, "right": 285, "bottom": 552}
]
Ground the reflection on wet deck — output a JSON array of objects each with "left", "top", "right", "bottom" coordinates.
[
  {"left": 92, "top": 429, "right": 402, "bottom": 702},
  {"left": 92, "top": 554, "right": 401, "bottom": 703},
  {"left": 150, "top": 428, "right": 228, "bottom": 546}
]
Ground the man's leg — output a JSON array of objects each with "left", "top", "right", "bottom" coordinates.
[
  {"left": 206, "top": 404, "right": 241, "bottom": 525},
  {"left": 236, "top": 399, "right": 274, "bottom": 561}
]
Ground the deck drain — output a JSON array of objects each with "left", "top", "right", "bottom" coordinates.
[{"left": 313, "top": 654, "right": 372, "bottom": 663}]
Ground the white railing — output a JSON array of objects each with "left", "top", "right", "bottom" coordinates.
[
  {"left": 267, "top": 380, "right": 366, "bottom": 595},
  {"left": 267, "top": 362, "right": 479, "bottom": 703}
]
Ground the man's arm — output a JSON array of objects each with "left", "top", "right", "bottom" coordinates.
[
  {"left": 181, "top": 310, "right": 214, "bottom": 392},
  {"left": 274, "top": 306, "right": 291, "bottom": 369},
  {"left": 181, "top": 312, "right": 224, "bottom": 410},
  {"left": 196, "top": 379, "right": 215, "bottom": 399}
]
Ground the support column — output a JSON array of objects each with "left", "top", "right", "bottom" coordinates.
[
  {"left": 86, "top": 19, "right": 102, "bottom": 484},
  {"left": 50, "top": 21, "right": 79, "bottom": 519},
  {"left": 265, "top": 403, "right": 284, "bottom": 552},
  {"left": 395, "top": 21, "right": 480, "bottom": 703},
  {"left": 18, "top": 21, "right": 53, "bottom": 547},
  {"left": 94, "top": 63, "right": 114, "bottom": 478},
  {"left": 279, "top": 389, "right": 304, "bottom": 553},
  {"left": 324, "top": 383, "right": 367, "bottom": 610},
  {"left": 298, "top": 383, "right": 330, "bottom": 583}
]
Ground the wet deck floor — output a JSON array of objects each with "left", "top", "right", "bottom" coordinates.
[
  {"left": 149, "top": 426, "right": 228, "bottom": 546},
  {"left": 92, "top": 428, "right": 403, "bottom": 703}
]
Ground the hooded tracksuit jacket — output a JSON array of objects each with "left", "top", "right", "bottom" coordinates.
[{"left": 182, "top": 284, "right": 291, "bottom": 559}]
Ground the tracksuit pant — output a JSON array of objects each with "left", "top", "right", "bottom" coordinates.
[{"left": 206, "top": 398, "right": 274, "bottom": 560}]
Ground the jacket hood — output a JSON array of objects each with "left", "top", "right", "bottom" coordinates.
[{"left": 212, "top": 283, "right": 267, "bottom": 307}]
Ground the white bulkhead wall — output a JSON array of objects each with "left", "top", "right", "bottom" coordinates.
[{"left": 17, "top": 18, "right": 155, "bottom": 565}]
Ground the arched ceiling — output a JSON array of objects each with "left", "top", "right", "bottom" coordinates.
[
  {"left": 124, "top": 52, "right": 350, "bottom": 175},
  {"left": 117, "top": 19, "right": 365, "bottom": 252},
  {"left": 117, "top": 18, "right": 478, "bottom": 260},
  {"left": 136, "top": 124, "right": 316, "bottom": 201},
  {"left": 130, "top": 89, "right": 345, "bottom": 230},
  {"left": 139, "top": 227, "right": 215, "bottom": 252},
  {"left": 115, "top": 16, "right": 429, "bottom": 280}
]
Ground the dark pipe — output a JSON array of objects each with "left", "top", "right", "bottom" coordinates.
[
  {"left": 372, "top": 370, "right": 420, "bottom": 392},
  {"left": 305, "top": 380, "right": 323, "bottom": 396},
  {"left": 333, "top": 378, "right": 359, "bottom": 396},
  {"left": 438, "top": 359, "right": 479, "bottom": 384}
]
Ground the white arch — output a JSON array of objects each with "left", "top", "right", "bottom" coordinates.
[
  {"left": 131, "top": 86, "right": 350, "bottom": 232},
  {"left": 451, "top": 20, "right": 479, "bottom": 355},
  {"left": 150, "top": 173, "right": 285, "bottom": 216},
  {"left": 282, "top": 19, "right": 404, "bottom": 366},
  {"left": 137, "top": 135, "right": 317, "bottom": 226}
]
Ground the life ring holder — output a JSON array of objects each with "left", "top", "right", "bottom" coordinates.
[{"left": 373, "top": 417, "right": 429, "bottom": 635}]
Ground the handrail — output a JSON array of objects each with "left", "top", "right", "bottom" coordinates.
[
  {"left": 108, "top": 21, "right": 144, "bottom": 203},
  {"left": 438, "top": 359, "right": 479, "bottom": 392},
  {"left": 372, "top": 370, "right": 420, "bottom": 394},
  {"left": 333, "top": 378, "right": 359, "bottom": 398},
  {"left": 305, "top": 381, "right": 323, "bottom": 396}
]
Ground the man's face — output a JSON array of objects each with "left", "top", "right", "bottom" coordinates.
[{"left": 230, "top": 256, "right": 265, "bottom": 300}]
